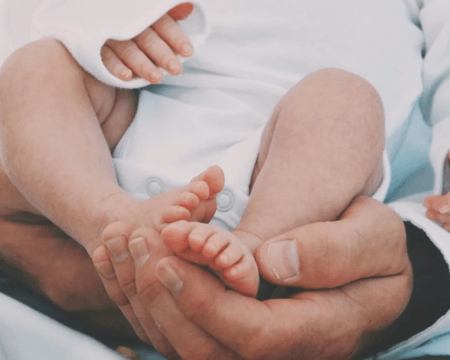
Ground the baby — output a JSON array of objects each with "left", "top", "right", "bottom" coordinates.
[{"left": 0, "top": 3, "right": 385, "bottom": 298}]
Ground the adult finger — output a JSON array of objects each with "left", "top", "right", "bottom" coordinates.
[
  {"left": 105, "top": 39, "right": 163, "bottom": 83},
  {"left": 129, "top": 238, "right": 236, "bottom": 359},
  {"left": 155, "top": 255, "right": 412, "bottom": 360},
  {"left": 134, "top": 26, "right": 183, "bottom": 75},
  {"left": 425, "top": 208, "right": 450, "bottom": 228},
  {"left": 93, "top": 244, "right": 150, "bottom": 342},
  {"left": 167, "top": 3, "right": 194, "bottom": 21},
  {"left": 94, "top": 222, "right": 175, "bottom": 355},
  {"left": 254, "top": 196, "right": 410, "bottom": 288},
  {"left": 101, "top": 45, "right": 132, "bottom": 81},
  {"left": 423, "top": 194, "right": 450, "bottom": 214},
  {"left": 151, "top": 14, "right": 194, "bottom": 57}
]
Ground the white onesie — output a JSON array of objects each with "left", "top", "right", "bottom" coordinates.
[{"left": 34, "top": 0, "right": 423, "bottom": 230}]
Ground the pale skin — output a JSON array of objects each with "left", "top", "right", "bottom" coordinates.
[
  {"left": 98, "top": 4, "right": 387, "bottom": 297},
  {"left": 0, "top": 0, "right": 386, "bottom": 297},
  {"left": 0, "top": 3, "right": 418, "bottom": 357},
  {"left": 93, "top": 196, "right": 412, "bottom": 360},
  {"left": 0, "top": 154, "right": 412, "bottom": 358}
]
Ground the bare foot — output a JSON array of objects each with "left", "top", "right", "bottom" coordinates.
[
  {"left": 91, "top": 166, "right": 224, "bottom": 254},
  {"left": 161, "top": 221, "right": 259, "bottom": 297}
]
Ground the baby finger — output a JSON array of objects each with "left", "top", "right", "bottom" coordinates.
[
  {"left": 152, "top": 14, "right": 194, "bottom": 57},
  {"left": 134, "top": 27, "right": 183, "bottom": 75},
  {"left": 106, "top": 39, "right": 163, "bottom": 84},
  {"left": 101, "top": 44, "right": 133, "bottom": 81}
]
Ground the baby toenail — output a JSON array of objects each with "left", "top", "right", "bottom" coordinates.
[
  {"left": 267, "top": 239, "right": 299, "bottom": 281},
  {"left": 129, "top": 237, "right": 149, "bottom": 268},
  {"left": 105, "top": 236, "right": 129, "bottom": 262}
]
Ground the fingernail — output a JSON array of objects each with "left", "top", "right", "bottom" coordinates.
[
  {"left": 120, "top": 69, "right": 132, "bottom": 80},
  {"left": 150, "top": 71, "right": 163, "bottom": 83},
  {"left": 129, "top": 237, "right": 149, "bottom": 268},
  {"left": 267, "top": 239, "right": 299, "bottom": 281},
  {"left": 181, "top": 43, "right": 194, "bottom": 56},
  {"left": 105, "top": 236, "right": 129, "bottom": 262},
  {"left": 167, "top": 59, "right": 181, "bottom": 74},
  {"left": 95, "top": 261, "right": 116, "bottom": 279},
  {"left": 155, "top": 264, "right": 183, "bottom": 296}
]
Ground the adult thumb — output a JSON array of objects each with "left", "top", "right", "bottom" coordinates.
[{"left": 254, "top": 197, "right": 409, "bottom": 289}]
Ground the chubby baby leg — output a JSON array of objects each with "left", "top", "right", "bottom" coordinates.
[{"left": 237, "top": 68, "right": 386, "bottom": 243}]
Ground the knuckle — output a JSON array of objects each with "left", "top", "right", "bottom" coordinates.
[
  {"left": 137, "top": 276, "right": 163, "bottom": 306},
  {"left": 119, "top": 278, "right": 138, "bottom": 298},
  {"left": 154, "top": 15, "right": 177, "bottom": 34},
  {"left": 136, "top": 29, "right": 160, "bottom": 49},
  {"left": 100, "top": 47, "right": 115, "bottom": 66},
  {"left": 106, "top": 287, "right": 130, "bottom": 307},
  {"left": 120, "top": 42, "right": 139, "bottom": 60},
  {"left": 314, "top": 226, "right": 347, "bottom": 286}
]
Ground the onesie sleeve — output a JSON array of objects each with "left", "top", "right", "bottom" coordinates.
[
  {"left": 417, "top": 0, "right": 450, "bottom": 194},
  {"left": 31, "top": 0, "right": 210, "bottom": 88}
]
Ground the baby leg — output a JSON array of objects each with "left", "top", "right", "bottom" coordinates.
[
  {"left": 0, "top": 39, "right": 225, "bottom": 255},
  {"left": 236, "top": 68, "right": 385, "bottom": 243},
  {"left": 0, "top": 39, "right": 136, "bottom": 252}
]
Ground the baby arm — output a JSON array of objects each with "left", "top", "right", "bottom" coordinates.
[{"left": 101, "top": 3, "right": 195, "bottom": 83}]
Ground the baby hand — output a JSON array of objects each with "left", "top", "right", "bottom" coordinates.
[{"left": 101, "top": 3, "right": 194, "bottom": 83}]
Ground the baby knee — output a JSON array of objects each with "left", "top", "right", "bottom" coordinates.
[{"left": 308, "top": 68, "right": 384, "bottom": 110}]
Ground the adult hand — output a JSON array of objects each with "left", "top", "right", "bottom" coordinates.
[{"left": 96, "top": 196, "right": 412, "bottom": 359}]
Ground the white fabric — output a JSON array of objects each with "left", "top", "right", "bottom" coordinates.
[
  {"left": 0, "top": 292, "right": 123, "bottom": 360},
  {"left": 112, "top": 0, "right": 411, "bottom": 229},
  {"left": 0, "top": 0, "right": 450, "bottom": 359},
  {"left": 31, "top": 0, "right": 209, "bottom": 88}
]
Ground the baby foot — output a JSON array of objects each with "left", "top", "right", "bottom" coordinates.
[
  {"left": 161, "top": 221, "right": 260, "bottom": 297},
  {"left": 103, "top": 166, "right": 224, "bottom": 233},
  {"left": 159, "top": 165, "right": 225, "bottom": 227}
]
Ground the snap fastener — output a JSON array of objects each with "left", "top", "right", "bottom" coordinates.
[
  {"left": 146, "top": 178, "right": 165, "bottom": 197},
  {"left": 217, "top": 189, "right": 234, "bottom": 212}
]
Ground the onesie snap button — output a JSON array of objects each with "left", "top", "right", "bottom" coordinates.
[
  {"left": 146, "top": 178, "right": 165, "bottom": 197},
  {"left": 217, "top": 190, "right": 234, "bottom": 212}
]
